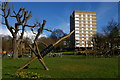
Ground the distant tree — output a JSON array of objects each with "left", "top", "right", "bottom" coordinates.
[
  {"left": 50, "top": 29, "right": 66, "bottom": 40},
  {"left": 104, "top": 20, "right": 120, "bottom": 49},
  {"left": 49, "top": 29, "right": 69, "bottom": 52},
  {"left": 91, "top": 20, "right": 120, "bottom": 55}
]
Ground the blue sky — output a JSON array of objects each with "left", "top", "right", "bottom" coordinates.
[{"left": 2, "top": 2, "right": 118, "bottom": 37}]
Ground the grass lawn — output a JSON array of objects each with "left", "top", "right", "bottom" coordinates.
[{"left": 2, "top": 55, "right": 119, "bottom": 78}]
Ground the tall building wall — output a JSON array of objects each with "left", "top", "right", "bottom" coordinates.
[{"left": 70, "top": 11, "right": 97, "bottom": 48}]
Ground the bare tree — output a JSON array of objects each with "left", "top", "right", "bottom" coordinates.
[{"left": 1, "top": 2, "right": 40, "bottom": 59}]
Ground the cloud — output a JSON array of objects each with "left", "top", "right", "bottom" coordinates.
[
  {"left": 23, "top": 30, "right": 47, "bottom": 39},
  {"left": 0, "top": 28, "right": 12, "bottom": 36},
  {"left": 0, "top": 28, "right": 47, "bottom": 39}
]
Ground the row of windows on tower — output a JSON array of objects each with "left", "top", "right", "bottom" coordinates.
[
  {"left": 75, "top": 31, "right": 93, "bottom": 34},
  {"left": 76, "top": 44, "right": 93, "bottom": 47},
  {"left": 75, "top": 28, "right": 96, "bottom": 31},
  {"left": 76, "top": 34, "right": 93, "bottom": 37},
  {"left": 76, "top": 41, "right": 93, "bottom": 44},
  {"left": 75, "top": 23, "right": 96, "bottom": 28},
  {"left": 75, "top": 17, "right": 96, "bottom": 21},
  {"left": 75, "top": 21, "right": 96, "bottom": 24},
  {"left": 75, "top": 14, "right": 96, "bottom": 18}
]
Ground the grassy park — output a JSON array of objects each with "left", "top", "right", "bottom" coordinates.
[
  {"left": 2, "top": 55, "right": 119, "bottom": 78},
  {"left": 1, "top": 2, "right": 120, "bottom": 80}
]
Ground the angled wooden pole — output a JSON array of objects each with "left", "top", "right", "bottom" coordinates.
[
  {"left": 53, "top": 30, "right": 75, "bottom": 46},
  {"left": 16, "top": 56, "right": 37, "bottom": 72},
  {"left": 35, "top": 41, "right": 49, "bottom": 70}
]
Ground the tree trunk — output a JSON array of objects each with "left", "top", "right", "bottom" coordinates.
[
  {"left": 12, "top": 37, "right": 18, "bottom": 59},
  {"left": 31, "top": 44, "right": 35, "bottom": 57},
  {"left": 18, "top": 43, "right": 23, "bottom": 58}
]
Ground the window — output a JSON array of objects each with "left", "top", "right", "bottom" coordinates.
[
  {"left": 82, "top": 38, "right": 84, "bottom": 40},
  {"left": 75, "top": 14, "right": 79, "bottom": 17},
  {"left": 75, "top": 34, "right": 79, "bottom": 36},
  {"left": 82, "top": 24, "right": 84, "bottom": 27},
  {"left": 82, "top": 41, "right": 84, "bottom": 43},
  {"left": 75, "top": 18, "right": 79, "bottom": 20},
  {"left": 90, "top": 21, "right": 92, "bottom": 24},
  {"left": 90, "top": 18, "right": 92, "bottom": 20},
  {"left": 75, "top": 24, "right": 79, "bottom": 27},
  {"left": 91, "top": 45, "right": 93, "bottom": 47},
  {"left": 75, "top": 37, "right": 79, "bottom": 40},
  {"left": 86, "top": 44, "right": 88, "bottom": 47},
  {"left": 81, "top": 14, "right": 83, "bottom": 17},
  {"left": 76, "top": 41, "right": 79, "bottom": 43},
  {"left": 90, "top": 28, "right": 92, "bottom": 30},
  {"left": 75, "top": 31, "right": 79, "bottom": 33},
  {"left": 90, "top": 25, "right": 92, "bottom": 27},
  {"left": 82, "top": 45, "right": 85, "bottom": 47},
  {"left": 86, "top": 21, "right": 88, "bottom": 24},
  {"left": 75, "top": 21, "right": 79, "bottom": 24},
  {"left": 86, "top": 28, "right": 88, "bottom": 30},
  {"left": 75, "top": 28, "right": 79, "bottom": 30},
  {"left": 76, "top": 45, "right": 80, "bottom": 47},
  {"left": 82, "top": 28, "right": 84, "bottom": 30},
  {"left": 86, "top": 38, "right": 88, "bottom": 40},
  {"left": 90, "top": 15, "right": 92, "bottom": 18}
]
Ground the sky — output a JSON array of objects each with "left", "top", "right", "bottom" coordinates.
[{"left": 1, "top": 2, "right": 119, "bottom": 37}]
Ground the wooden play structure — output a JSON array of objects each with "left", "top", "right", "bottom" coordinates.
[{"left": 16, "top": 30, "right": 74, "bottom": 72}]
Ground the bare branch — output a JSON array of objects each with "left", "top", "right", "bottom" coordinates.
[
  {"left": 26, "top": 11, "right": 32, "bottom": 21},
  {"left": 25, "top": 24, "right": 36, "bottom": 28},
  {"left": 1, "top": 23, "right": 6, "bottom": 25},
  {"left": 25, "top": 22, "right": 40, "bottom": 28},
  {"left": 0, "top": 14, "right": 5, "bottom": 17},
  {"left": 17, "top": 8, "right": 22, "bottom": 15},
  {"left": 31, "top": 28, "right": 37, "bottom": 35},
  {"left": 44, "top": 29, "right": 58, "bottom": 33},
  {"left": 10, "top": 15, "right": 16, "bottom": 17},
  {"left": 22, "top": 11, "right": 27, "bottom": 23},
  {"left": 41, "top": 20, "right": 46, "bottom": 28},
  {"left": 44, "top": 29, "right": 53, "bottom": 32},
  {"left": 6, "top": 8, "right": 10, "bottom": 18},
  {"left": 34, "top": 20, "right": 46, "bottom": 41},
  {"left": 13, "top": 10, "right": 17, "bottom": 15}
]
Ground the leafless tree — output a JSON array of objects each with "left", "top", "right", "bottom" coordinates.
[{"left": 1, "top": 2, "right": 40, "bottom": 59}]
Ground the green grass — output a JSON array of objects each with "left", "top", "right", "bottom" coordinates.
[{"left": 2, "top": 55, "right": 119, "bottom": 78}]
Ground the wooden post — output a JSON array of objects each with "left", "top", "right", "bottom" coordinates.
[
  {"left": 35, "top": 41, "right": 49, "bottom": 70},
  {"left": 16, "top": 56, "right": 37, "bottom": 72},
  {"left": 38, "top": 58, "right": 49, "bottom": 70}
]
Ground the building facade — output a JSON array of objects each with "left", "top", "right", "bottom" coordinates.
[{"left": 70, "top": 11, "right": 97, "bottom": 49}]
